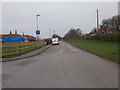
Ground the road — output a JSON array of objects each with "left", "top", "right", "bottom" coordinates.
[{"left": 2, "top": 41, "right": 118, "bottom": 88}]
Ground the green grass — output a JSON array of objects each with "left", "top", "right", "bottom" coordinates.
[
  {"left": 65, "top": 39, "right": 118, "bottom": 63},
  {"left": 1, "top": 45, "right": 45, "bottom": 58}
]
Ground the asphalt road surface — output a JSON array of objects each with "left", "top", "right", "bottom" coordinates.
[{"left": 2, "top": 41, "right": 118, "bottom": 88}]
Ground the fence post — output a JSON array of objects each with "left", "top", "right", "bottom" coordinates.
[
  {"left": 16, "top": 44, "right": 19, "bottom": 55},
  {"left": 22, "top": 43, "right": 23, "bottom": 53}
]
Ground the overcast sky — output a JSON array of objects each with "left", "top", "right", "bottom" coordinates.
[{"left": 2, "top": 2, "right": 118, "bottom": 38}]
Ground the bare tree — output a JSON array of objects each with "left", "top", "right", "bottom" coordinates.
[{"left": 64, "top": 28, "right": 82, "bottom": 40}]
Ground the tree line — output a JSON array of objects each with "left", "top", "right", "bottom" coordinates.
[
  {"left": 63, "top": 15, "right": 119, "bottom": 42},
  {"left": 92, "top": 15, "right": 120, "bottom": 33},
  {"left": 63, "top": 28, "right": 82, "bottom": 40}
]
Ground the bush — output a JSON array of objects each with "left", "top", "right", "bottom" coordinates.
[
  {"left": 44, "top": 38, "right": 52, "bottom": 45},
  {"left": 99, "top": 33, "right": 118, "bottom": 42},
  {"left": 84, "top": 32, "right": 118, "bottom": 42}
]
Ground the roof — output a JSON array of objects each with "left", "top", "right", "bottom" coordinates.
[
  {"left": 0, "top": 34, "right": 23, "bottom": 39},
  {"left": 23, "top": 35, "right": 36, "bottom": 40},
  {"left": 0, "top": 34, "right": 36, "bottom": 40},
  {"left": 100, "top": 30, "right": 118, "bottom": 33}
]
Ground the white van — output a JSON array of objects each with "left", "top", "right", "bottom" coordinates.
[{"left": 52, "top": 38, "right": 59, "bottom": 45}]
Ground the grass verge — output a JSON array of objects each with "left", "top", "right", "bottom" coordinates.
[
  {"left": 1, "top": 46, "right": 44, "bottom": 58},
  {"left": 65, "top": 39, "right": 118, "bottom": 63}
]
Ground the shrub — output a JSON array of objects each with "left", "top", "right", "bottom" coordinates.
[
  {"left": 84, "top": 32, "right": 118, "bottom": 42},
  {"left": 44, "top": 38, "right": 52, "bottom": 45}
]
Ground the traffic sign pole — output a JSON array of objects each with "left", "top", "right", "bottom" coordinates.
[{"left": 36, "top": 14, "right": 40, "bottom": 48}]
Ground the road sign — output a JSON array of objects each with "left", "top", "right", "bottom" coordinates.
[{"left": 36, "top": 30, "right": 40, "bottom": 35}]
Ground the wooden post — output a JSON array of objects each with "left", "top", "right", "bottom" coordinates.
[
  {"left": 22, "top": 43, "right": 23, "bottom": 53},
  {"left": 16, "top": 44, "right": 19, "bottom": 55}
]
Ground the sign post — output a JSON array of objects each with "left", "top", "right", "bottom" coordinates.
[
  {"left": 36, "top": 30, "right": 40, "bottom": 48},
  {"left": 36, "top": 14, "right": 40, "bottom": 48}
]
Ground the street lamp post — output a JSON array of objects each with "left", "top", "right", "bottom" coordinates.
[
  {"left": 36, "top": 14, "right": 40, "bottom": 48},
  {"left": 36, "top": 14, "right": 40, "bottom": 30},
  {"left": 36, "top": 14, "right": 40, "bottom": 40}
]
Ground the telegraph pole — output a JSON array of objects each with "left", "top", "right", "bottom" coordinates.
[
  {"left": 97, "top": 9, "right": 99, "bottom": 31},
  {"left": 50, "top": 29, "right": 51, "bottom": 38}
]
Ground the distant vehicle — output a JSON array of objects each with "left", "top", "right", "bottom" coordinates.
[
  {"left": 52, "top": 38, "right": 59, "bottom": 45},
  {"left": 3, "top": 37, "right": 27, "bottom": 43}
]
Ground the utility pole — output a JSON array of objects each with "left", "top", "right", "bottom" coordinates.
[
  {"left": 97, "top": 9, "right": 99, "bottom": 31},
  {"left": 54, "top": 30, "right": 55, "bottom": 35},
  {"left": 50, "top": 29, "right": 51, "bottom": 38}
]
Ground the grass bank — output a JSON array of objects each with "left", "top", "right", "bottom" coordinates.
[
  {"left": 1, "top": 41, "right": 46, "bottom": 58},
  {"left": 1, "top": 46, "right": 44, "bottom": 58},
  {"left": 65, "top": 40, "right": 118, "bottom": 63}
]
